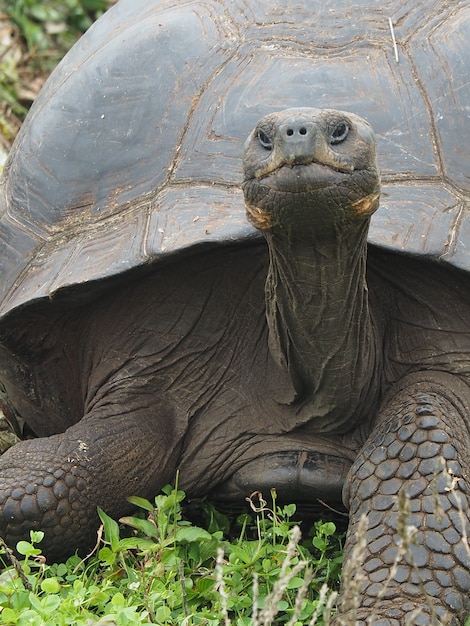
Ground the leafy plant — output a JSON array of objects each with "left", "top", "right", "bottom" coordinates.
[
  {"left": 0, "top": 486, "right": 344, "bottom": 625},
  {"left": 4, "top": 0, "right": 112, "bottom": 68}
]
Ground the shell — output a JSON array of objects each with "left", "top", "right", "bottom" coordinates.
[{"left": 1, "top": 0, "right": 469, "bottom": 318}]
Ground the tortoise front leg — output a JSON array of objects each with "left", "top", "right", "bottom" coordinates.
[
  {"left": 337, "top": 374, "right": 470, "bottom": 625},
  {"left": 0, "top": 409, "right": 183, "bottom": 562}
]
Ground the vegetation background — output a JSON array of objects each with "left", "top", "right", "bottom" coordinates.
[{"left": 0, "top": 0, "right": 116, "bottom": 165}]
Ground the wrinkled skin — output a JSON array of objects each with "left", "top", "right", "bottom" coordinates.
[{"left": 1, "top": 109, "right": 470, "bottom": 624}]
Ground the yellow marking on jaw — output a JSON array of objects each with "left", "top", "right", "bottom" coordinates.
[
  {"left": 246, "top": 204, "right": 272, "bottom": 230},
  {"left": 351, "top": 192, "right": 380, "bottom": 217}
]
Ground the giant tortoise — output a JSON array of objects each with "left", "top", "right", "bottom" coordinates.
[{"left": 1, "top": 0, "right": 470, "bottom": 623}]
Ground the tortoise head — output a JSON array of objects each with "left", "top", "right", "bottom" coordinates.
[{"left": 242, "top": 108, "right": 380, "bottom": 237}]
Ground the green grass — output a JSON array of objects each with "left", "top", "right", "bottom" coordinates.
[{"left": 0, "top": 486, "right": 344, "bottom": 625}]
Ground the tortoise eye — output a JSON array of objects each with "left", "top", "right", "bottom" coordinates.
[
  {"left": 330, "top": 121, "right": 349, "bottom": 145},
  {"left": 258, "top": 129, "right": 273, "bottom": 150}
]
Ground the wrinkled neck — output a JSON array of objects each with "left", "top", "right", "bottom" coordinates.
[{"left": 265, "top": 222, "right": 376, "bottom": 432}]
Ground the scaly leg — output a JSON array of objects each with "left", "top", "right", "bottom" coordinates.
[
  {"left": 0, "top": 407, "right": 182, "bottom": 561},
  {"left": 337, "top": 375, "right": 470, "bottom": 625}
]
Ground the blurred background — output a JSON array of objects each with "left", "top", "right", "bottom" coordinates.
[{"left": 0, "top": 0, "right": 116, "bottom": 166}]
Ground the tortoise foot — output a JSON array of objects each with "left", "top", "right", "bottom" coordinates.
[
  {"left": 336, "top": 600, "right": 458, "bottom": 625},
  {"left": 338, "top": 377, "right": 470, "bottom": 625}
]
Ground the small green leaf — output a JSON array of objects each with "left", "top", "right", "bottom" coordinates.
[
  {"left": 40, "top": 577, "right": 60, "bottom": 593},
  {"left": 286, "top": 576, "right": 306, "bottom": 589},
  {"left": 111, "top": 591, "right": 126, "bottom": 607},
  {"left": 321, "top": 522, "right": 337, "bottom": 536},
  {"left": 312, "top": 537, "right": 327, "bottom": 551},
  {"left": 1, "top": 608, "right": 17, "bottom": 622},
  {"left": 118, "top": 537, "right": 159, "bottom": 551},
  {"left": 157, "top": 488, "right": 185, "bottom": 511},
  {"left": 98, "top": 507, "right": 120, "bottom": 552},
  {"left": 175, "top": 526, "right": 212, "bottom": 543},
  {"left": 55, "top": 563, "right": 68, "bottom": 577},
  {"left": 119, "top": 515, "right": 160, "bottom": 540},
  {"left": 16, "top": 541, "right": 41, "bottom": 556},
  {"left": 27, "top": 592, "right": 43, "bottom": 612},
  {"left": 16, "top": 609, "right": 42, "bottom": 626},
  {"left": 127, "top": 495, "right": 154, "bottom": 512},
  {"left": 195, "top": 577, "right": 215, "bottom": 593},
  {"left": 42, "top": 594, "right": 61, "bottom": 611},
  {"left": 98, "top": 546, "right": 116, "bottom": 565},
  {"left": 283, "top": 503, "right": 297, "bottom": 518},
  {"left": 198, "top": 537, "right": 219, "bottom": 563},
  {"left": 260, "top": 557, "right": 271, "bottom": 572},
  {"left": 228, "top": 544, "right": 254, "bottom": 565},
  {"left": 29, "top": 531, "right": 44, "bottom": 544},
  {"left": 155, "top": 605, "right": 172, "bottom": 622}
]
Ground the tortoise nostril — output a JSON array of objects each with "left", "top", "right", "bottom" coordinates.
[{"left": 285, "top": 126, "right": 308, "bottom": 138}]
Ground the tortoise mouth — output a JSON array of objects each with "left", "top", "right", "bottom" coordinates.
[
  {"left": 252, "top": 159, "right": 354, "bottom": 193},
  {"left": 252, "top": 159, "right": 354, "bottom": 188}
]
